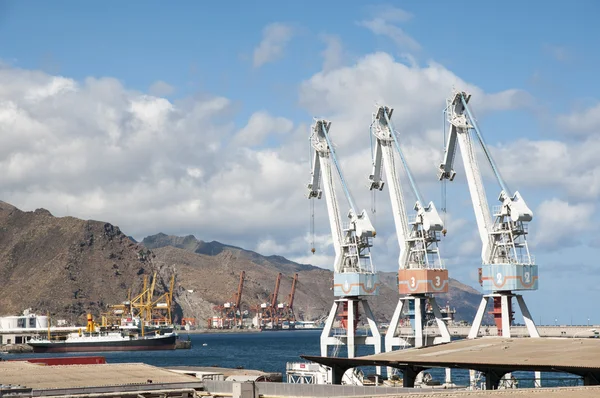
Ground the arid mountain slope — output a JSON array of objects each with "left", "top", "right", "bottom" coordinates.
[
  {"left": 0, "top": 202, "right": 173, "bottom": 323},
  {"left": 0, "top": 201, "right": 484, "bottom": 325},
  {"left": 143, "top": 233, "right": 484, "bottom": 323}
]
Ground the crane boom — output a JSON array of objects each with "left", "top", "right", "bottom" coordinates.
[
  {"left": 234, "top": 271, "right": 245, "bottom": 309},
  {"left": 287, "top": 273, "right": 298, "bottom": 310},
  {"left": 270, "top": 273, "right": 282, "bottom": 308}
]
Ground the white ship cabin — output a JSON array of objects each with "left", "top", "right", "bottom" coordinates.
[{"left": 0, "top": 309, "right": 78, "bottom": 345}]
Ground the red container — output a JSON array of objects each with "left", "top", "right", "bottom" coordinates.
[{"left": 8, "top": 356, "right": 106, "bottom": 365}]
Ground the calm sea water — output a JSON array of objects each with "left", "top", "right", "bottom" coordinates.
[{"left": 5, "top": 330, "right": 582, "bottom": 388}]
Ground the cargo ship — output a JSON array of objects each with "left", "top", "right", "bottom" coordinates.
[
  {"left": 27, "top": 313, "right": 177, "bottom": 353},
  {"left": 27, "top": 330, "right": 177, "bottom": 353}
]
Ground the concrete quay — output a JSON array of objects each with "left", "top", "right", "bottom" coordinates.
[{"left": 395, "top": 325, "right": 599, "bottom": 338}]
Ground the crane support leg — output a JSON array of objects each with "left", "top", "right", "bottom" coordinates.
[
  {"left": 516, "top": 294, "right": 540, "bottom": 338},
  {"left": 385, "top": 295, "right": 452, "bottom": 379},
  {"left": 468, "top": 293, "right": 539, "bottom": 339},
  {"left": 321, "top": 297, "right": 382, "bottom": 376},
  {"left": 468, "top": 296, "right": 491, "bottom": 339}
]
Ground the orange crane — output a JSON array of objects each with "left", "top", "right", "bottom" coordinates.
[
  {"left": 223, "top": 271, "right": 245, "bottom": 328},
  {"left": 257, "top": 273, "right": 282, "bottom": 329},
  {"left": 209, "top": 271, "right": 246, "bottom": 329},
  {"left": 277, "top": 273, "right": 299, "bottom": 328}
]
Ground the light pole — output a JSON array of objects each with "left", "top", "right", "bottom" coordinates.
[
  {"left": 554, "top": 318, "right": 558, "bottom": 326},
  {"left": 588, "top": 318, "right": 590, "bottom": 327}
]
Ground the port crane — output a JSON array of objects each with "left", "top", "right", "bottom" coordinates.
[
  {"left": 439, "top": 90, "right": 539, "bottom": 338},
  {"left": 256, "top": 273, "right": 282, "bottom": 329},
  {"left": 277, "top": 273, "right": 298, "bottom": 327},
  {"left": 369, "top": 105, "right": 451, "bottom": 352},
  {"left": 222, "top": 271, "right": 245, "bottom": 328},
  {"left": 307, "top": 119, "right": 381, "bottom": 359}
]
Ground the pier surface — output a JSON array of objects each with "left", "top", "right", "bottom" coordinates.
[
  {"left": 0, "top": 361, "right": 199, "bottom": 389},
  {"left": 303, "top": 337, "right": 600, "bottom": 389}
]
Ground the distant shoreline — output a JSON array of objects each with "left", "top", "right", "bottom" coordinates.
[{"left": 177, "top": 328, "right": 323, "bottom": 334}]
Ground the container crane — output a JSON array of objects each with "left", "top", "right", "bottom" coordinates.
[
  {"left": 277, "top": 273, "right": 298, "bottom": 328},
  {"left": 438, "top": 90, "right": 539, "bottom": 339},
  {"left": 369, "top": 105, "right": 451, "bottom": 353},
  {"left": 307, "top": 119, "right": 381, "bottom": 359},
  {"left": 257, "top": 273, "right": 282, "bottom": 329},
  {"left": 222, "top": 271, "right": 245, "bottom": 328}
]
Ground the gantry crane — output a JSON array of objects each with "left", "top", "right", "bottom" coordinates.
[
  {"left": 307, "top": 119, "right": 381, "bottom": 360},
  {"left": 257, "top": 273, "right": 282, "bottom": 329},
  {"left": 439, "top": 90, "right": 539, "bottom": 339},
  {"left": 277, "top": 273, "right": 298, "bottom": 328},
  {"left": 369, "top": 105, "right": 451, "bottom": 356},
  {"left": 223, "top": 271, "right": 245, "bottom": 328}
]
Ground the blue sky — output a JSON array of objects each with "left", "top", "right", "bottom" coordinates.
[{"left": 0, "top": 1, "right": 599, "bottom": 325}]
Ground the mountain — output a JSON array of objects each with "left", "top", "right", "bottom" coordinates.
[
  {"left": 0, "top": 202, "right": 175, "bottom": 324},
  {"left": 141, "top": 233, "right": 484, "bottom": 323},
  {"left": 0, "top": 200, "right": 485, "bottom": 326}
]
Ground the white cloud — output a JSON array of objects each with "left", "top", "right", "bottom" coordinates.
[
  {"left": 543, "top": 44, "right": 570, "bottom": 62},
  {"left": 0, "top": 49, "right": 567, "bottom": 280},
  {"left": 557, "top": 103, "right": 600, "bottom": 135},
  {"left": 534, "top": 199, "right": 596, "bottom": 250},
  {"left": 359, "top": 6, "right": 419, "bottom": 51},
  {"left": 148, "top": 80, "right": 175, "bottom": 97},
  {"left": 320, "top": 34, "right": 344, "bottom": 73},
  {"left": 253, "top": 23, "right": 294, "bottom": 68},
  {"left": 234, "top": 111, "right": 293, "bottom": 146}
]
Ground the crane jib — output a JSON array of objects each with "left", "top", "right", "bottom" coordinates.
[
  {"left": 459, "top": 94, "right": 512, "bottom": 197},
  {"left": 383, "top": 111, "right": 425, "bottom": 207},
  {"left": 318, "top": 122, "right": 359, "bottom": 215}
]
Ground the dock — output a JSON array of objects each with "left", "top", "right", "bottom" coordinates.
[{"left": 303, "top": 337, "right": 600, "bottom": 389}]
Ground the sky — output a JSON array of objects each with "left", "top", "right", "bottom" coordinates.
[{"left": 0, "top": 0, "right": 598, "bottom": 326}]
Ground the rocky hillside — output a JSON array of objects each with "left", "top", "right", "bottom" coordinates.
[
  {"left": 0, "top": 201, "right": 485, "bottom": 326},
  {"left": 142, "top": 233, "right": 484, "bottom": 324},
  {"left": 0, "top": 202, "right": 174, "bottom": 324}
]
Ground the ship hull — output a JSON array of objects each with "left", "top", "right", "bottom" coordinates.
[{"left": 29, "top": 334, "right": 177, "bottom": 353}]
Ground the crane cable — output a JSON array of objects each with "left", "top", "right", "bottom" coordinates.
[
  {"left": 441, "top": 108, "right": 448, "bottom": 236},
  {"left": 369, "top": 121, "right": 377, "bottom": 224}
]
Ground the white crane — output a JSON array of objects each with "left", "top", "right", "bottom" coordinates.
[
  {"left": 438, "top": 90, "right": 539, "bottom": 339},
  {"left": 369, "top": 105, "right": 451, "bottom": 381},
  {"left": 307, "top": 119, "right": 381, "bottom": 361}
]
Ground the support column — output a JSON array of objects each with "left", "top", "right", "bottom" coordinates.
[
  {"left": 485, "top": 369, "right": 506, "bottom": 390},
  {"left": 401, "top": 366, "right": 425, "bottom": 388},
  {"left": 468, "top": 296, "right": 490, "bottom": 339},
  {"left": 516, "top": 295, "right": 540, "bottom": 338}
]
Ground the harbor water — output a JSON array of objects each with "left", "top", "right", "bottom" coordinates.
[{"left": 3, "top": 330, "right": 582, "bottom": 388}]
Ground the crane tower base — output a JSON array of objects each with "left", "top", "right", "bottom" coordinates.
[
  {"left": 321, "top": 297, "right": 381, "bottom": 374},
  {"left": 480, "top": 263, "right": 538, "bottom": 292},
  {"left": 333, "top": 273, "right": 379, "bottom": 297},
  {"left": 468, "top": 292, "right": 540, "bottom": 339},
  {"left": 398, "top": 269, "right": 448, "bottom": 294}
]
